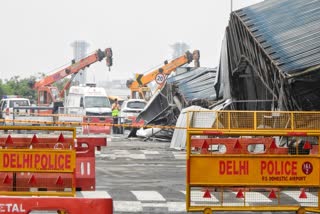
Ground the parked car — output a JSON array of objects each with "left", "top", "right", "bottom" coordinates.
[
  {"left": 119, "top": 99, "right": 147, "bottom": 129},
  {"left": 0, "top": 97, "right": 31, "bottom": 122}
]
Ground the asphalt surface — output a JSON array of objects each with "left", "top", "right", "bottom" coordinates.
[{"left": 95, "top": 135, "right": 304, "bottom": 214}]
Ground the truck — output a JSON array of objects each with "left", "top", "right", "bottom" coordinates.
[{"left": 126, "top": 50, "right": 200, "bottom": 100}]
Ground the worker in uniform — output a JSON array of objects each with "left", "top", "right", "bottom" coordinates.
[{"left": 112, "top": 98, "right": 121, "bottom": 134}]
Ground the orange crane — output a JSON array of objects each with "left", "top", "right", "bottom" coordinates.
[
  {"left": 33, "top": 48, "right": 113, "bottom": 109},
  {"left": 126, "top": 50, "right": 200, "bottom": 100}
]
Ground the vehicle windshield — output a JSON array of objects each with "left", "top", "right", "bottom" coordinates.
[
  {"left": 127, "top": 101, "right": 146, "bottom": 109},
  {"left": 9, "top": 100, "right": 30, "bottom": 107},
  {"left": 85, "top": 96, "right": 111, "bottom": 108}
]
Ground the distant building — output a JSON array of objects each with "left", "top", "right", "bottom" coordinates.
[{"left": 70, "top": 40, "right": 90, "bottom": 85}]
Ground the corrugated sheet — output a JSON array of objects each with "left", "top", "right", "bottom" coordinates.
[
  {"left": 236, "top": 0, "right": 320, "bottom": 74},
  {"left": 224, "top": 0, "right": 320, "bottom": 111},
  {"left": 167, "top": 67, "right": 218, "bottom": 101}
]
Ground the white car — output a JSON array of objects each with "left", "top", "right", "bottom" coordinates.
[
  {"left": 0, "top": 97, "right": 31, "bottom": 121},
  {"left": 119, "top": 99, "right": 147, "bottom": 128}
]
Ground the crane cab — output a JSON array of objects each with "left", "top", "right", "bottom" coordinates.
[{"left": 37, "top": 86, "right": 59, "bottom": 106}]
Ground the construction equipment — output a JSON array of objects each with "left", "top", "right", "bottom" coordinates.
[
  {"left": 126, "top": 50, "right": 200, "bottom": 100},
  {"left": 33, "top": 48, "right": 113, "bottom": 110},
  {"left": 0, "top": 125, "right": 112, "bottom": 213}
]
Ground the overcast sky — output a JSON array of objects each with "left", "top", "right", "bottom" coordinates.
[{"left": 0, "top": 0, "right": 263, "bottom": 83}]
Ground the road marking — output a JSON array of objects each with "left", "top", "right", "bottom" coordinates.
[
  {"left": 131, "top": 191, "right": 166, "bottom": 201},
  {"left": 79, "top": 191, "right": 111, "bottom": 198},
  {"left": 172, "top": 151, "right": 186, "bottom": 159},
  {"left": 114, "top": 149, "right": 130, "bottom": 154},
  {"left": 114, "top": 201, "right": 142, "bottom": 212},
  {"left": 141, "top": 202, "right": 168, "bottom": 207},
  {"left": 167, "top": 202, "right": 186, "bottom": 212},
  {"left": 129, "top": 154, "right": 146, "bottom": 159},
  {"left": 113, "top": 201, "right": 186, "bottom": 212},
  {"left": 141, "top": 150, "right": 160, "bottom": 154},
  {"left": 98, "top": 151, "right": 146, "bottom": 159}
]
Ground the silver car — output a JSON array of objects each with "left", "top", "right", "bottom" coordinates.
[{"left": 119, "top": 99, "right": 147, "bottom": 128}]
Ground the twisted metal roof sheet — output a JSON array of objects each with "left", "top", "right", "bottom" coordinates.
[
  {"left": 236, "top": 0, "right": 320, "bottom": 74},
  {"left": 167, "top": 67, "right": 218, "bottom": 100}
]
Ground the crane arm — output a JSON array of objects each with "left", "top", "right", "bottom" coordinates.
[
  {"left": 34, "top": 48, "right": 112, "bottom": 89},
  {"left": 128, "top": 50, "right": 198, "bottom": 90},
  {"left": 58, "top": 74, "right": 77, "bottom": 99}
]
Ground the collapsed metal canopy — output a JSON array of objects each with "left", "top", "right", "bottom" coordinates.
[
  {"left": 136, "top": 67, "right": 218, "bottom": 139},
  {"left": 225, "top": 0, "right": 320, "bottom": 111},
  {"left": 167, "top": 67, "right": 218, "bottom": 102}
]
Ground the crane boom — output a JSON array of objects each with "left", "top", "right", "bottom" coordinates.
[
  {"left": 127, "top": 50, "right": 200, "bottom": 100},
  {"left": 34, "top": 48, "right": 113, "bottom": 109},
  {"left": 34, "top": 48, "right": 112, "bottom": 89}
]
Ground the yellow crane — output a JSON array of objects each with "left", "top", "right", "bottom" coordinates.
[{"left": 126, "top": 50, "right": 200, "bottom": 100}]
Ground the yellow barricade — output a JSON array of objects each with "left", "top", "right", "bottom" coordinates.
[{"left": 186, "top": 110, "right": 320, "bottom": 214}]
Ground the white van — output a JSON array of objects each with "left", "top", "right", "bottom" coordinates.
[
  {"left": 62, "top": 84, "right": 112, "bottom": 134},
  {"left": 65, "top": 85, "right": 112, "bottom": 116}
]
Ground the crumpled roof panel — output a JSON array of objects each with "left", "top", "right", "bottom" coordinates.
[
  {"left": 167, "top": 67, "right": 218, "bottom": 101},
  {"left": 237, "top": 0, "right": 320, "bottom": 74}
]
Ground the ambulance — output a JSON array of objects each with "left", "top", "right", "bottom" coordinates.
[{"left": 62, "top": 84, "right": 112, "bottom": 134}]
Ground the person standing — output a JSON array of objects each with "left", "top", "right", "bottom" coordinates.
[{"left": 111, "top": 98, "right": 121, "bottom": 134}]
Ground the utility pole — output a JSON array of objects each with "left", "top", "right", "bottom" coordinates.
[{"left": 231, "top": 0, "right": 233, "bottom": 12}]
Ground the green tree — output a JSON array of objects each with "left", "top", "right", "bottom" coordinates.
[{"left": 0, "top": 76, "right": 36, "bottom": 100}]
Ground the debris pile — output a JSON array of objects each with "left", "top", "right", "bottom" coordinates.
[{"left": 135, "top": 67, "right": 219, "bottom": 140}]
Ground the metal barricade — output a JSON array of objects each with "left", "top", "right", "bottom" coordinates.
[
  {"left": 186, "top": 110, "right": 320, "bottom": 214},
  {"left": 0, "top": 125, "right": 112, "bottom": 213},
  {"left": 0, "top": 126, "right": 76, "bottom": 197}
]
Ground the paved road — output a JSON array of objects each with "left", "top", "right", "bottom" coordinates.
[{"left": 95, "top": 135, "right": 307, "bottom": 214}]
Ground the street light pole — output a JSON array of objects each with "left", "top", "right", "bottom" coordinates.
[{"left": 231, "top": 0, "right": 233, "bottom": 12}]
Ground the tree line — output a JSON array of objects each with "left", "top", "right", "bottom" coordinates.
[{"left": 0, "top": 75, "right": 68, "bottom": 103}]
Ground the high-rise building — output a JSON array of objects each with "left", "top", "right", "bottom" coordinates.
[{"left": 70, "top": 40, "right": 90, "bottom": 85}]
